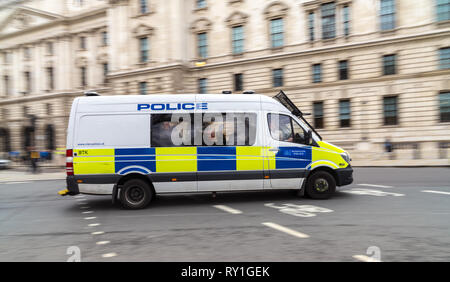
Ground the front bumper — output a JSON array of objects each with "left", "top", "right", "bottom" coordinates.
[{"left": 335, "top": 166, "right": 353, "bottom": 186}]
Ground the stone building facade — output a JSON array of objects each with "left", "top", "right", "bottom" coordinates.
[{"left": 0, "top": 0, "right": 449, "bottom": 165}]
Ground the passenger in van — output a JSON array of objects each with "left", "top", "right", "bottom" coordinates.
[{"left": 152, "top": 120, "right": 176, "bottom": 147}]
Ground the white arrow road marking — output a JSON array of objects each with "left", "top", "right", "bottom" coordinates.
[
  {"left": 353, "top": 255, "right": 382, "bottom": 262},
  {"left": 265, "top": 203, "right": 333, "bottom": 217},
  {"left": 422, "top": 190, "right": 450, "bottom": 196},
  {"left": 213, "top": 205, "right": 243, "bottom": 214},
  {"left": 358, "top": 184, "right": 393, "bottom": 188},
  {"left": 262, "top": 222, "right": 310, "bottom": 239}
]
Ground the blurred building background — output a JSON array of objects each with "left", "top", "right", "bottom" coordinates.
[{"left": 0, "top": 0, "right": 449, "bottom": 166}]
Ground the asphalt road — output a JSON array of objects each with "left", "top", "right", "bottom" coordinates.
[{"left": 0, "top": 167, "right": 449, "bottom": 262}]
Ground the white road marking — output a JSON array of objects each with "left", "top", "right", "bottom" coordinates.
[
  {"left": 91, "top": 231, "right": 105, "bottom": 235},
  {"left": 262, "top": 222, "right": 310, "bottom": 239},
  {"left": 96, "top": 241, "right": 110, "bottom": 245},
  {"left": 84, "top": 217, "right": 97, "bottom": 220},
  {"left": 88, "top": 223, "right": 101, "bottom": 227},
  {"left": 213, "top": 205, "right": 243, "bottom": 214},
  {"left": 82, "top": 211, "right": 93, "bottom": 214},
  {"left": 422, "top": 190, "right": 450, "bottom": 196},
  {"left": 265, "top": 203, "right": 333, "bottom": 217},
  {"left": 353, "top": 255, "right": 382, "bottom": 262},
  {"left": 102, "top": 253, "right": 117, "bottom": 258},
  {"left": 358, "top": 183, "right": 393, "bottom": 188},
  {"left": 3, "top": 181, "right": 31, "bottom": 185},
  {"left": 342, "top": 188, "right": 404, "bottom": 197}
]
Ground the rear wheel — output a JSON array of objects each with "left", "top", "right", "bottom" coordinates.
[
  {"left": 119, "top": 179, "right": 153, "bottom": 209},
  {"left": 305, "top": 170, "right": 336, "bottom": 199}
]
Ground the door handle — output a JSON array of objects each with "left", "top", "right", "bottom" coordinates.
[{"left": 268, "top": 148, "right": 279, "bottom": 152}]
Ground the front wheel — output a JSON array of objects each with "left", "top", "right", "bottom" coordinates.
[
  {"left": 119, "top": 179, "right": 153, "bottom": 209},
  {"left": 305, "top": 171, "right": 336, "bottom": 199}
]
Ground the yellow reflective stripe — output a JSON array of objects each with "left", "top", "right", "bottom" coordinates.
[
  {"left": 155, "top": 147, "right": 197, "bottom": 172},
  {"left": 236, "top": 147, "right": 264, "bottom": 171},
  {"left": 262, "top": 147, "right": 276, "bottom": 170},
  {"left": 312, "top": 147, "right": 345, "bottom": 169},
  {"left": 73, "top": 149, "right": 115, "bottom": 174}
]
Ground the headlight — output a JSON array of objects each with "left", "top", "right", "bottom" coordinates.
[{"left": 341, "top": 152, "right": 351, "bottom": 164}]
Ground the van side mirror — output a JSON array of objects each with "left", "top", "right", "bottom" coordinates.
[{"left": 305, "top": 129, "right": 313, "bottom": 145}]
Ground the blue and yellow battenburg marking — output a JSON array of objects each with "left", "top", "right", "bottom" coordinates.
[{"left": 73, "top": 147, "right": 318, "bottom": 175}]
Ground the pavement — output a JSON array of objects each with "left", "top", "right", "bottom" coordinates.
[{"left": 0, "top": 167, "right": 449, "bottom": 262}]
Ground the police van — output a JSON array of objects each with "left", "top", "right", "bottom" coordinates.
[{"left": 59, "top": 91, "right": 353, "bottom": 209}]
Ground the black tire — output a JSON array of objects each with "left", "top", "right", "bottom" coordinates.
[
  {"left": 305, "top": 170, "right": 336, "bottom": 199},
  {"left": 119, "top": 179, "right": 153, "bottom": 209}
]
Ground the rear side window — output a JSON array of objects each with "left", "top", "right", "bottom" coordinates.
[
  {"left": 150, "top": 113, "right": 257, "bottom": 147},
  {"left": 76, "top": 114, "right": 150, "bottom": 147}
]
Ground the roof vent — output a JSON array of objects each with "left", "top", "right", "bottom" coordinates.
[
  {"left": 222, "top": 90, "right": 232, "bottom": 94},
  {"left": 243, "top": 90, "right": 255, "bottom": 94},
  {"left": 84, "top": 91, "right": 100, "bottom": 96}
]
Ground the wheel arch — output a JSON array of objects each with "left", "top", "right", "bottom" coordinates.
[{"left": 308, "top": 166, "right": 339, "bottom": 186}]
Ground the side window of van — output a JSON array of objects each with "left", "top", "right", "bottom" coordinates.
[
  {"left": 150, "top": 113, "right": 257, "bottom": 147},
  {"left": 202, "top": 113, "right": 257, "bottom": 146},
  {"left": 151, "top": 114, "right": 193, "bottom": 147},
  {"left": 268, "top": 113, "right": 307, "bottom": 145}
]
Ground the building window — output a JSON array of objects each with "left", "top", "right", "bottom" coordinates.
[
  {"left": 380, "top": 0, "right": 395, "bottom": 30},
  {"left": 197, "top": 32, "right": 208, "bottom": 58},
  {"left": 80, "top": 67, "right": 87, "bottom": 87},
  {"left": 24, "top": 72, "right": 31, "bottom": 94},
  {"left": 196, "top": 0, "right": 207, "bottom": 9},
  {"left": 383, "top": 54, "right": 396, "bottom": 75},
  {"left": 3, "top": 52, "right": 11, "bottom": 64},
  {"left": 139, "top": 37, "right": 149, "bottom": 62},
  {"left": 313, "top": 64, "right": 322, "bottom": 83},
  {"left": 46, "top": 67, "right": 54, "bottom": 90},
  {"left": 321, "top": 2, "right": 336, "bottom": 39},
  {"left": 198, "top": 78, "right": 208, "bottom": 94},
  {"left": 232, "top": 25, "right": 244, "bottom": 54},
  {"left": 439, "top": 91, "right": 450, "bottom": 122},
  {"left": 3, "top": 75, "right": 10, "bottom": 96},
  {"left": 101, "top": 31, "right": 108, "bottom": 46},
  {"left": 139, "top": 82, "right": 147, "bottom": 95},
  {"left": 339, "top": 99, "right": 351, "bottom": 127},
  {"left": 437, "top": 0, "right": 450, "bottom": 22},
  {"left": 270, "top": 18, "right": 284, "bottom": 48},
  {"left": 383, "top": 96, "right": 398, "bottom": 125},
  {"left": 80, "top": 36, "right": 87, "bottom": 50},
  {"left": 234, "top": 73, "right": 243, "bottom": 92},
  {"left": 272, "top": 68, "right": 283, "bottom": 87},
  {"left": 103, "top": 63, "right": 109, "bottom": 83},
  {"left": 308, "top": 12, "right": 315, "bottom": 41},
  {"left": 23, "top": 47, "right": 31, "bottom": 60},
  {"left": 439, "top": 47, "right": 450, "bottom": 69},
  {"left": 342, "top": 5, "right": 350, "bottom": 36},
  {"left": 339, "top": 60, "right": 349, "bottom": 80},
  {"left": 313, "top": 101, "right": 324, "bottom": 129},
  {"left": 140, "top": 0, "right": 148, "bottom": 14},
  {"left": 46, "top": 42, "right": 54, "bottom": 55}
]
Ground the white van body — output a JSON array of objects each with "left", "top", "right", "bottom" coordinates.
[{"left": 63, "top": 93, "right": 353, "bottom": 208}]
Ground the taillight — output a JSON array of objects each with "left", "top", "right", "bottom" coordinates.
[{"left": 66, "top": 149, "right": 73, "bottom": 176}]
